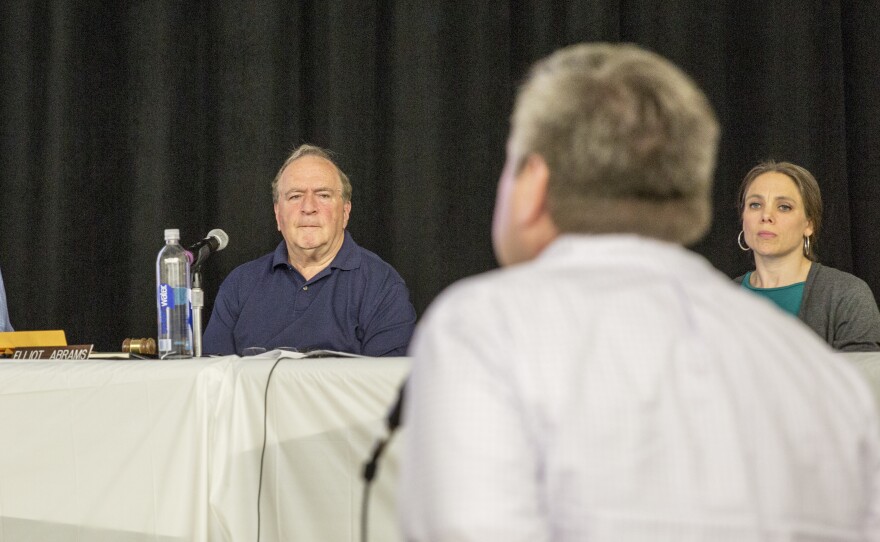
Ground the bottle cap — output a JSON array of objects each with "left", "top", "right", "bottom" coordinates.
[{"left": 164, "top": 229, "right": 180, "bottom": 241}]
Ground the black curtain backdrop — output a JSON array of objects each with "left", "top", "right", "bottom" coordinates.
[{"left": 2, "top": 1, "right": 879, "bottom": 351}]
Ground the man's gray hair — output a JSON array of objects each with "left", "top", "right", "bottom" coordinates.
[
  {"left": 510, "top": 43, "right": 719, "bottom": 244},
  {"left": 271, "top": 144, "right": 353, "bottom": 203}
]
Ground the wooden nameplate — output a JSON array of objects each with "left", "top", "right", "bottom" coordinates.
[{"left": 10, "top": 345, "right": 94, "bottom": 360}]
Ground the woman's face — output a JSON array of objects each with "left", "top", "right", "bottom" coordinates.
[{"left": 741, "top": 172, "right": 813, "bottom": 261}]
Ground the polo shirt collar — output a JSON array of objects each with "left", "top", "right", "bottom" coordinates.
[{"left": 271, "top": 230, "right": 361, "bottom": 272}]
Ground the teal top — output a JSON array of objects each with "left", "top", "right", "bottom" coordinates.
[{"left": 741, "top": 271, "right": 805, "bottom": 317}]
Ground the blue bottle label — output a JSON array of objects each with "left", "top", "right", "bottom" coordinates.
[
  {"left": 158, "top": 283, "right": 190, "bottom": 336},
  {"left": 159, "top": 283, "right": 175, "bottom": 309},
  {"left": 174, "top": 287, "right": 188, "bottom": 307},
  {"left": 159, "top": 283, "right": 173, "bottom": 335}
]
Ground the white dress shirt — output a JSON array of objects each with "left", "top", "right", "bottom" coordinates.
[{"left": 400, "top": 235, "right": 880, "bottom": 541}]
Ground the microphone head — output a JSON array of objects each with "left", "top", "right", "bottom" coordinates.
[{"left": 207, "top": 229, "right": 229, "bottom": 251}]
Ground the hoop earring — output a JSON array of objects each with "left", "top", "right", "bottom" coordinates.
[
  {"left": 803, "top": 236, "right": 810, "bottom": 258},
  {"left": 737, "top": 230, "right": 750, "bottom": 251}
]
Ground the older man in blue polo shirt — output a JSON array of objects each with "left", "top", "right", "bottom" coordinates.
[{"left": 202, "top": 144, "right": 416, "bottom": 356}]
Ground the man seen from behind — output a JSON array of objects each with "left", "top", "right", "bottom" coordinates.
[{"left": 399, "top": 43, "right": 880, "bottom": 541}]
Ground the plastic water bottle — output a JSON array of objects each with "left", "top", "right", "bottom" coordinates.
[{"left": 156, "top": 228, "right": 193, "bottom": 358}]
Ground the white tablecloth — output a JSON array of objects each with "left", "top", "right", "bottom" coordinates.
[
  {"left": 1, "top": 351, "right": 878, "bottom": 542},
  {"left": 0, "top": 352, "right": 409, "bottom": 541}
]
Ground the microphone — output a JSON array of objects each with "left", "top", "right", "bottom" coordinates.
[
  {"left": 189, "top": 229, "right": 229, "bottom": 269},
  {"left": 188, "top": 228, "right": 229, "bottom": 255},
  {"left": 363, "top": 380, "right": 407, "bottom": 482},
  {"left": 386, "top": 379, "right": 406, "bottom": 432}
]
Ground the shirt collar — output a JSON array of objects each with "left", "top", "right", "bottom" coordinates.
[
  {"left": 272, "top": 230, "right": 361, "bottom": 272},
  {"left": 538, "top": 233, "right": 714, "bottom": 277}
]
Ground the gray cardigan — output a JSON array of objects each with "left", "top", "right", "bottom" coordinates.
[{"left": 736, "top": 263, "right": 880, "bottom": 352}]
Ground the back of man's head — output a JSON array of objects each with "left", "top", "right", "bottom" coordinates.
[{"left": 510, "top": 43, "right": 719, "bottom": 245}]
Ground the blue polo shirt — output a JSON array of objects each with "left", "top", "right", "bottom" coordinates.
[{"left": 202, "top": 231, "right": 416, "bottom": 356}]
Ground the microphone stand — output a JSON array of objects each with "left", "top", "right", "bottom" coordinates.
[
  {"left": 186, "top": 230, "right": 228, "bottom": 358},
  {"left": 191, "top": 246, "right": 209, "bottom": 358},
  {"left": 191, "top": 268, "right": 205, "bottom": 357}
]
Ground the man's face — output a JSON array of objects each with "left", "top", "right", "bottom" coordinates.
[{"left": 273, "top": 155, "right": 351, "bottom": 260}]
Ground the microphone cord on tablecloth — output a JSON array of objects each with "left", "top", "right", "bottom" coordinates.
[
  {"left": 256, "top": 355, "right": 286, "bottom": 542},
  {"left": 253, "top": 355, "right": 405, "bottom": 542}
]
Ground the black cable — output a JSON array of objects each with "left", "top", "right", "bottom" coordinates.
[
  {"left": 360, "top": 458, "right": 373, "bottom": 542},
  {"left": 256, "top": 355, "right": 285, "bottom": 542},
  {"left": 361, "top": 433, "right": 393, "bottom": 542}
]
